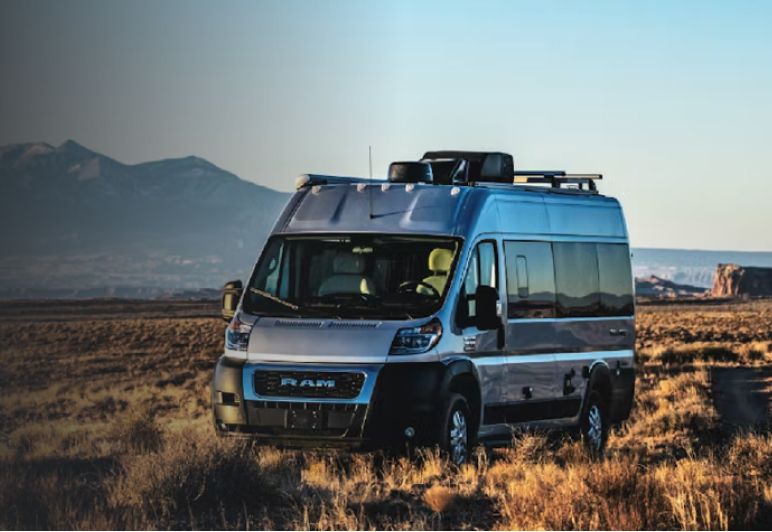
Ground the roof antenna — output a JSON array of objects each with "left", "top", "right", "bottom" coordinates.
[{"left": 368, "top": 145, "right": 374, "bottom": 219}]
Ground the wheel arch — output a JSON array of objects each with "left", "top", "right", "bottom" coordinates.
[
  {"left": 442, "top": 359, "right": 482, "bottom": 434},
  {"left": 587, "top": 361, "right": 613, "bottom": 406}
]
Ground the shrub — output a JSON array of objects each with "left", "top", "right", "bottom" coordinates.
[
  {"left": 112, "top": 407, "right": 164, "bottom": 454},
  {"left": 109, "top": 436, "right": 281, "bottom": 529}
]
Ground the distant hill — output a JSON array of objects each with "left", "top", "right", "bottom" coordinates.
[
  {"left": 635, "top": 276, "right": 709, "bottom": 298},
  {"left": 0, "top": 141, "right": 291, "bottom": 293},
  {"left": 632, "top": 248, "right": 772, "bottom": 288}
]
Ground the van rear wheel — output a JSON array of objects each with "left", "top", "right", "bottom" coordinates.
[
  {"left": 580, "top": 389, "right": 608, "bottom": 456},
  {"left": 439, "top": 393, "right": 471, "bottom": 466}
]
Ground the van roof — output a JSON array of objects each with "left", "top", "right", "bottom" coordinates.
[{"left": 274, "top": 181, "right": 627, "bottom": 241}]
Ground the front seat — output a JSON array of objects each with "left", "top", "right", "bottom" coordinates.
[
  {"left": 317, "top": 253, "right": 376, "bottom": 297},
  {"left": 418, "top": 248, "right": 453, "bottom": 296}
]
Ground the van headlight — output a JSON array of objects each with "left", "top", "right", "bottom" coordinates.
[
  {"left": 225, "top": 313, "right": 252, "bottom": 352},
  {"left": 390, "top": 318, "right": 443, "bottom": 355}
]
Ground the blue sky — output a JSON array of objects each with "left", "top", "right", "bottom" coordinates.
[{"left": 1, "top": 0, "right": 771, "bottom": 251}]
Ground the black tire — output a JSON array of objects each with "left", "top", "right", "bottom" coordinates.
[
  {"left": 438, "top": 393, "right": 472, "bottom": 466},
  {"left": 580, "top": 388, "right": 608, "bottom": 456}
]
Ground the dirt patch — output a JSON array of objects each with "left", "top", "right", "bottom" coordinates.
[{"left": 711, "top": 367, "right": 772, "bottom": 427}]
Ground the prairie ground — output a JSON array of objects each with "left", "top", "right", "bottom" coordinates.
[{"left": 2, "top": 297, "right": 772, "bottom": 530}]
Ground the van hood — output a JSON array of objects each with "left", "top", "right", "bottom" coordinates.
[{"left": 246, "top": 317, "right": 405, "bottom": 364}]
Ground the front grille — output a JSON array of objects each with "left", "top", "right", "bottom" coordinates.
[
  {"left": 253, "top": 371, "right": 365, "bottom": 399},
  {"left": 244, "top": 401, "right": 368, "bottom": 439},
  {"left": 252, "top": 400, "right": 358, "bottom": 412}
]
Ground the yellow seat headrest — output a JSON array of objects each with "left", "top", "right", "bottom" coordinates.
[{"left": 428, "top": 248, "right": 453, "bottom": 273}]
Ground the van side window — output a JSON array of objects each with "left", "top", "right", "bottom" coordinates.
[
  {"left": 256, "top": 239, "right": 285, "bottom": 295},
  {"left": 464, "top": 248, "right": 480, "bottom": 308},
  {"left": 458, "top": 241, "right": 497, "bottom": 326},
  {"left": 515, "top": 256, "right": 528, "bottom": 298},
  {"left": 504, "top": 241, "right": 556, "bottom": 319},
  {"left": 478, "top": 242, "right": 497, "bottom": 288},
  {"left": 597, "top": 243, "right": 634, "bottom": 316},
  {"left": 553, "top": 242, "right": 600, "bottom": 318}
]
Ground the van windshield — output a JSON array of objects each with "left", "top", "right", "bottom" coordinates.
[{"left": 243, "top": 234, "right": 461, "bottom": 320}]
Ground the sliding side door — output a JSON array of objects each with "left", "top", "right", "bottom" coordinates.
[{"left": 499, "top": 240, "right": 557, "bottom": 424}]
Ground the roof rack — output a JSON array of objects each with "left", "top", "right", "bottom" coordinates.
[
  {"left": 295, "top": 166, "right": 603, "bottom": 194},
  {"left": 295, "top": 174, "right": 374, "bottom": 190},
  {"left": 511, "top": 171, "right": 602, "bottom": 192}
]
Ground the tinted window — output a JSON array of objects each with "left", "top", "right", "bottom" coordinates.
[
  {"left": 553, "top": 242, "right": 600, "bottom": 318},
  {"left": 458, "top": 241, "right": 498, "bottom": 325},
  {"left": 515, "top": 256, "right": 528, "bottom": 298},
  {"left": 244, "top": 234, "right": 460, "bottom": 320},
  {"left": 478, "top": 242, "right": 497, "bottom": 288},
  {"left": 597, "top": 243, "right": 634, "bottom": 316},
  {"left": 463, "top": 247, "right": 480, "bottom": 317},
  {"left": 504, "top": 241, "right": 556, "bottom": 319}
]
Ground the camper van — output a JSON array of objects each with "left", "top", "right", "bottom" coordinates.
[{"left": 212, "top": 151, "right": 635, "bottom": 464}]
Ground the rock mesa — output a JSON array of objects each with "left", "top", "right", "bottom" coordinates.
[{"left": 712, "top": 264, "right": 772, "bottom": 297}]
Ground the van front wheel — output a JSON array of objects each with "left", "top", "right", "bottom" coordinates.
[{"left": 438, "top": 393, "right": 471, "bottom": 466}]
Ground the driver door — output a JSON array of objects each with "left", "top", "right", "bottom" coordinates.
[{"left": 457, "top": 241, "right": 508, "bottom": 423}]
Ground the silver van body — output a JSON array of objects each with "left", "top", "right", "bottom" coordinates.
[{"left": 212, "top": 172, "right": 635, "bottom": 452}]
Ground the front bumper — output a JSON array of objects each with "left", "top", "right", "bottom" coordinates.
[{"left": 211, "top": 357, "right": 446, "bottom": 449}]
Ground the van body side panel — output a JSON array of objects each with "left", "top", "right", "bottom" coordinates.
[
  {"left": 551, "top": 317, "right": 635, "bottom": 415},
  {"left": 502, "top": 321, "right": 557, "bottom": 411},
  {"left": 493, "top": 196, "right": 550, "bottom": 236},
  {"left": 493, "top": 354, "right": 556, "bottom": 424},
  {"left": 463, "top": 334, "right": 508, "bottom": 411},
  {"left": 542, "top": 197, "right": 626, "bottom": 239}
]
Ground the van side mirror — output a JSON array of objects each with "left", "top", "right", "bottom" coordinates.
[
  {"left": 222, "top": 280, "right": 243, "bottom": 322},
  {"left": 474, "top": 285, "right": 500, "bottom": 331}
]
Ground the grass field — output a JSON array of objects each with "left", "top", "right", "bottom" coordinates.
[{"left": 2, "top": 298, "right": 772, "bottom": 530}]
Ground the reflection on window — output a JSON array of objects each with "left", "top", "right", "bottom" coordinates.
[
  {"left": 553, "top": 242, "right": 600, "bottom": 318},
  {"left": 515, "top": 256, "right": 528, "bottom": 298},
  {"left": 504, "top": 241, "right": 555, "bottom": 319},
  {"left": 597, "top": 243, "right": 634, "bottom": 316},
  {"left": 478, "top": 242, "right": 496, "bottom": 289}
]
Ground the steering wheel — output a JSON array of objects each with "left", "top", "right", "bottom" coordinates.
[
  {"left": 355, "top": 292, "right": 379, "bottom": 303},
  {"left": 397, "top": 280, "right": 441, "bottom": 298}
]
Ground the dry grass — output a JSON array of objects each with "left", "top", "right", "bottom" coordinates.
[
  {"left": 423, "top": 485, "right": 456, "bottom": 513},
  {"left": 3, "top": 298, "right": 772, "bottom": 529}
]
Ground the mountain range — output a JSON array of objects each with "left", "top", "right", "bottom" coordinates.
[
  {"left": 0, "top": 140, "right": 290, "bottom": 294},
  {"left": 2, "top": 140, "right": 771, "bottom": 298}
]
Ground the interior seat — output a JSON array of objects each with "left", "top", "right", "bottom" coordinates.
[
  {"left": 317, "top": 253, "right": 376, "bottom": 296},
  {"left": 418, "top": 248, "right": 453, "bottom": 296}
]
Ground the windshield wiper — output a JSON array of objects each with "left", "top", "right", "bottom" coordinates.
[
  {"left": 248, "top": 287, "right": 341, "bottom": 319},
  {"left": 310, "top": 296, "right": 415, "bottom": 320}
]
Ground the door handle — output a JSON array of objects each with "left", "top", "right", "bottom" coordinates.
[{"left": 522, "top": 386, "right": 533, "bottom": 400}]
